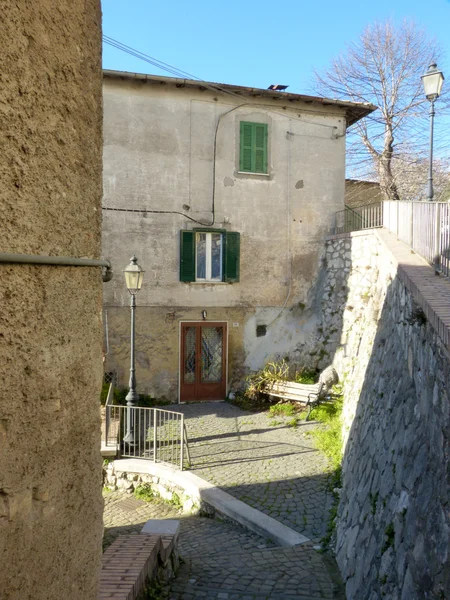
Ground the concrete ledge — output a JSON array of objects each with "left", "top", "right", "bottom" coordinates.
[
  {"left": 112, "top": 459, "right": 309, "bottom": 547},
  {"left": 141, "top": 519, "right": 180, "bottom": 543},
  {"left": 101, "top": 443, "right": 117, "bottom": 457}
]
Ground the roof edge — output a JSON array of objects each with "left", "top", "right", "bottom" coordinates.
[{"left": 102, "top": 69, "right": 377, "bottom": 127}]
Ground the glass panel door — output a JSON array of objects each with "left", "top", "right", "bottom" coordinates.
[
  {"left": 183, "top": 327, "right": 196, "bottom": 383},
  {"left": 201, "top": 326, "right": 223, "bottom": 383},
  {"left": 180, "top": 323, "right": 227, "bottom": 402}
]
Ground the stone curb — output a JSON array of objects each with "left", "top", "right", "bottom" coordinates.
[{"left": 112, "top": 459, "right": 310, "bottom": 548}]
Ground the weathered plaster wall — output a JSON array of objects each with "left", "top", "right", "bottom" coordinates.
[
  {"left": 104, "top": 302, "right": 321, "bottom": 399},
  {"left": 319, "top": 231, "right": 450, "bottom": 599},
  {"left": 102, "top": 76, "right": 347, "bottom": 394},
  {"left": 0, "top": 3, "right": 103, "bottom": 599}
]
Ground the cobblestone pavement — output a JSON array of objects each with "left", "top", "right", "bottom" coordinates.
[
  {"left": 103, "top": 490, "right": 344, "bottom": 600},
  {"left": 168, "top": 401, "right": 333, "bottom": 542}
]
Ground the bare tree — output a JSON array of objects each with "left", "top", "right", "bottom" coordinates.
[
  {"left": 315, "top": 20, "right": 448, "bottom": 200},
  {"left": 392, "top": 154, "right": 450, "bottom": 202}
]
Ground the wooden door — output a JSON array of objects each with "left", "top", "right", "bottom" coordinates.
[{"left": 180, "top": 322, "right": 227, "bottom": 402}]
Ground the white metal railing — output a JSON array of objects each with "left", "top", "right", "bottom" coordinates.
[
  {"left": 383, "top": 201, "right": 450, "bottom": 277},
  {"left": 104, "top": 403, "right": 190, "bottom": 470},
  {"left": 335, "top": 202, "right": 383, "bottom": 234}
]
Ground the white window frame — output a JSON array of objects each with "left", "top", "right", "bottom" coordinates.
[{"left": 195, "top": 232, "right": 223, "bottom": 282}]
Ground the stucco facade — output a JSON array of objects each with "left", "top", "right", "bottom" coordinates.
[
  {"left": 1, "top": 2, "right": 103, "bottom": 599},
  {"left": 102, "top": 72, "right": 374, "bottom": 401}
]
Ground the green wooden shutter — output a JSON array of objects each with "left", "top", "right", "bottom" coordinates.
[
  {"left": 240, "top": 122, "right": 253, "bottom": 172},
  {"left": 254, "top": 123, "right": 268, "bottom": 174},
  {"left": 180, "top": 230, "right": 195, "bottom": 282},
  {"left": 224, "top": 232, "right": 240, "bottom": 282},
  {"left": 240, "top": 122, "right": 268, "bottom": 173}
]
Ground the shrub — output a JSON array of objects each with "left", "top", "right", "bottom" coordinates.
[
  {"left": 309, "top": 387, "right": 344, "bottom": 470},
  {"left": 244, "top": 359, "right": 289, "bottom": 401},
  {"left": 295, "top": 369, "right": 317, "bottom": 384},
  {"left": 113, "top": 388, "right": 171, "bottom": 408}
]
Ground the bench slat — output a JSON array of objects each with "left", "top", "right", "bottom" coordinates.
[
  {"left": 266, "top": 380, "right": 323, "bottom": 405},
  {"left": 270, "top": 382, "right": 321, "bottom": 393}
]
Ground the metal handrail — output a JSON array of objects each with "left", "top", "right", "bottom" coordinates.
[
  {"left": 104, "top": 380, "right": 115, "bottom": 445},
  {"left": 104, "top": 403, "right": 190, "bottom": 470},
  {"left": 335, "top": 202, "right": 383, "bottom": 234},
  {"left": 383, "top": 200, "right": 450, "bottom": 278}
]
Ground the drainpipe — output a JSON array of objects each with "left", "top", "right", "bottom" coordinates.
[{"left": 0, "top": 252, "right": 113, "bottom": 282}]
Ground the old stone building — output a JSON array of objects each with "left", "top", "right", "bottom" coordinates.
[
  {"left": 1, "top": 2, "right": 103, "bottom": 599},
  {"left": 344, "top": 178, "right": 382, "bottom": 208},
  {"left": 102, "top": 71, "right": 375, "bottom": 402}
]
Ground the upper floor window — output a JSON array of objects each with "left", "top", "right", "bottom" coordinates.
[
  {"left": 196, "top": 231, "right": 222, "bottom": 282},
  {"left": 180, "top": 229, "right": 240, "bottom": 283},
  {"left": 239, "top": 121, "right": 268, "bottom": 174}
]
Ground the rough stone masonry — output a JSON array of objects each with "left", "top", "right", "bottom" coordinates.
[
  {"left": 318, "top": 231, "right": 450, "bottom": 600},
  {"left": 0, "top": 2, "right": 103, "bottom": 599}
]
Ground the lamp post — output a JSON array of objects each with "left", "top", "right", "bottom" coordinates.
[
  {"left": 123, "top": 255, "right": 145, "bottom": 445},
  {"left": 421, "top": 62, "right": 445, "bottom": 200}
]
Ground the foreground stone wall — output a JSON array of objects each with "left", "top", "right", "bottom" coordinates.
[
  {"left": 320, "top": 231, "right": 450, "bottom": 599},
  {"left": 0, "top": 3, "right": 103, "bottom": 599}
]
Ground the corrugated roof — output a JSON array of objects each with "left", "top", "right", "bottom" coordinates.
[{"left": 103, "top": 70, "right": 377, "bottom": 127}]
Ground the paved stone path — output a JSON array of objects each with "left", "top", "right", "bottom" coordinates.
[
  {"left": 103, "top": 490, "right": 344, "bottom": 599},
  {"left": 103, "top": 401, "right": 344, "bottom": 599},
  {"left": 168, "top": 401, "right": 333, "bottom": 542}
]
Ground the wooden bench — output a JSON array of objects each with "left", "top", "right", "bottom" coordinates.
[{"left": 266, "top": 380, "right": 324, "bottom": 420}]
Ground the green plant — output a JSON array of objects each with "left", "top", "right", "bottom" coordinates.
[
  {"left": 295, "top": 369, "right": 317, "bottom": 384},
  {"left": 382, "top": 523, "right": 395, "bottom": 553},
  {"left": 244, "top": 359, "right": 289, "bottom": 401},
  {"left": 169, "top": 492, "right": 183, "bottom": 509},
  {"left": 142, "top": 579, "right": 165, "bottom": 600},
  {"left": 288, "top": 417, "right": 299, "bottom": 428},
  {"left": 309, "top": 389, "right": 344, "bottom": 470},
  {"left": 269, "top": 403, "right": 296, "bottom": 417},
  {"left": 134, "top": 483, "right": 155, "bottom": 502},
  {"left": 370, "top": 491, "right": 379, "bottom": 515},
  {"left": 112, "top": 387, "right": 171, "bottom": 408},
  {"left": 268, "top": 419, "right": 282, "bottom": 427}
]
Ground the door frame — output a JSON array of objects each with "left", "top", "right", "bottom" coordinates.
[{"left": 178, "top": 320, "right": 228, "bottom": 404}]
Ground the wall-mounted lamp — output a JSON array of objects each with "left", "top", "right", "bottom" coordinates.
[{"left": 201, "top": 310, "right": 207, "bottom": 320}]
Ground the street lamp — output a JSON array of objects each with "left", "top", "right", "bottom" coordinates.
[
  {"left": 422, "top": 62, "right": 445, "bottom": 200},
  {"left": 123, "top": 255, "right": 145, "bottom": 445}
]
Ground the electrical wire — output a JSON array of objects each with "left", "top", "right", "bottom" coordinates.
[
  {"left": 102, "top": 206, "right": 215, "bottom": 226},
  {"left": 103, "top": 36, "right": 246, "bottom": 102}
]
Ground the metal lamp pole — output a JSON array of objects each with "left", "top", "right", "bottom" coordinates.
[
  {"left": 427, "top": 98, "right": 436, "bottom": 200},
  {"left": 421, "top": 63, "right": 445, "bottom": 201},
  {"left": 123, "top": 255, "right": 145, "bottom": 445}
]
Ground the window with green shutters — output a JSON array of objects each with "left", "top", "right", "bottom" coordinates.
[
  {"left": 239, "top": 121, "right": 268, "bottom": 174},
  {"left": 180, "top": 230, "right": 240, "bottom": 283}
]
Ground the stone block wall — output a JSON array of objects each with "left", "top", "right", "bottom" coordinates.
[
  {"left": 0, "top": 2, "right": 103, "bottom": 599},
  {"left": 319, "top": 231, "right": 450, "bottom": 599}
]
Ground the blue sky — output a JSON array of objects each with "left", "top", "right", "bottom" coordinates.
[{"left": 102, "top": 0, "right": 450, "bottom": 95}]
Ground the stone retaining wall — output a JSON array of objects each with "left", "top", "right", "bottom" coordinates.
[
  {"left": 320, "top": 231, "right": 450, "bottom": 599},
  {"left": 104, "top": 462, "right": 208, "bottom": 515}
]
